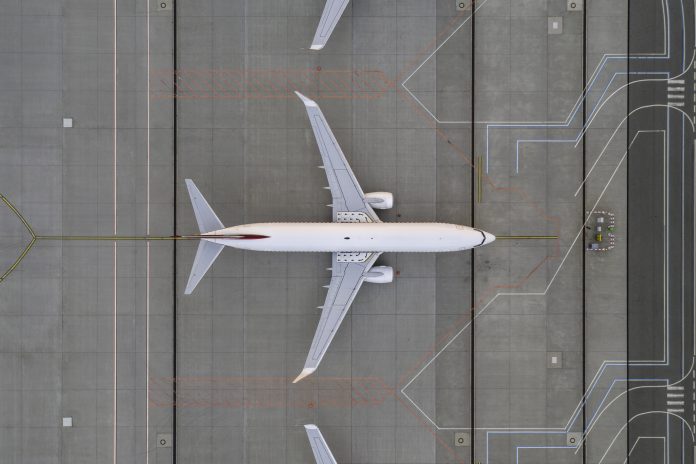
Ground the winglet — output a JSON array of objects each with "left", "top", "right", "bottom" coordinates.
[
  {"left": 295, "top": 91, "right": 318, "bottom": 107},
  {"left": 293, "top": 367, "right": 316, "bottom": 383}
]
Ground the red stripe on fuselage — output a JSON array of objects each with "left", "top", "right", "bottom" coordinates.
[
  {"left": 235, "top": 234, "right": 269, "bottom": 240},
  {"left": 200, "top": 234, "right": 269, "bottom": 240}
]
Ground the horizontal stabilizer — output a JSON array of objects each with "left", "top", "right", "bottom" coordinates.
[
  {"left": 185, "top": 179, "right": 224, "bottom": 233},
  {"left": 184, "top": 240, "right": 224, "bottom": 295}
]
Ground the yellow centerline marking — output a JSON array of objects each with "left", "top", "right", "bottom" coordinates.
[
  {"left": 477, "top": 155, "right": 483, "bottom": 203},
  {"left": 495, "top": 236, "right": 559, "bottom": 240}
]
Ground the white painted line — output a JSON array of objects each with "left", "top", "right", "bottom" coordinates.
[
  {"left": 623, "top": 437, "right": 666, "bottom": 464},
  {"left": 113, "top": 1, "right": 118, "bottom": 463},
  {"left": 668, "top": 79, "right": 685, "bottom": 84},
  {"left": 667, "top": 93, "right": 685, "bottom": 99},
  {"left": 145, "top": 0, "right": 151, "bottom": 460},
  {"left": 667, "top": 408, "right": 685, "bottom": 413},
  {"left": 599, "top": 412, "right": 690, "bottom": 464}
]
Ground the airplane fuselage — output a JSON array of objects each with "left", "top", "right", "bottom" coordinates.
[{"left": 202, "top": 222, "right": 495, "bottom": 253}]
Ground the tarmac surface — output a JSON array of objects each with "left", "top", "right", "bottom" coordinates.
[{"left": 0, "top": 0, "right": 686, "bottom": 463}]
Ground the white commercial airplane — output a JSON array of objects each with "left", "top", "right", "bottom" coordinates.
[
  {"left": 304, "top": 425, "right": 338, "bottom": 464},
  {"left": 310, "top": 0, "right": 350, "bottom": 50},
  {"left": 184, "top": 91, "right": 495, "bottom": 383}
]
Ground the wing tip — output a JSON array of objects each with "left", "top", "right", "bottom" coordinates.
[
  {"left": 294, "top": 91, "right": 318, "bottom": 107},
  {"left": 184, "top": 275, "right": 198, "bottom": 295},
  {"left": 309, "top": 44, "right": 325, "bottom": 50},
  {"left": 293, "top": 368, "right": 316, "bottom": 383},
  {"left": 304, "top": 424, "right": 318, "bottom": 431}
]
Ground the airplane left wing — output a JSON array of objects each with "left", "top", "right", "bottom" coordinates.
[
  {"left": 295, "top": 91, "right": 381, "bottom": 223},
  {"left": 294, "top": 252, "right": 381, "bottom": 383},
  {"left": 310, "top": 0, "right": 350, "bottom": 50},
  {"left": 304, "top": 425, "right": 338, "bottom": 464}
]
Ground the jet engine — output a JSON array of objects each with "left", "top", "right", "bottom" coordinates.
[
  {"left": 365, "top": 266, "right": 394, "bottom": 284},
  {"left": 365, "top": 192, "right": 394, "bottom": 209}
]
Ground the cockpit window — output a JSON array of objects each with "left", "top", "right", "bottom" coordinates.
[{"left": 472, "top": 228, "right": 487, "bottom": 247}]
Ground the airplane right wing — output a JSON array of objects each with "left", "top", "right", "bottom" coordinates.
[
  {"left": 294, "top": 252, "right": 381, "bottom": 383},
  {"left": 304, "top": 425, "right": 338, "bottom": 464},
  {"left": 310, "top": 0, "right": 350, "bottom": 50}
]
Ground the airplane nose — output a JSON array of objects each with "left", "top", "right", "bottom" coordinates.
[{"left": 482, "top": 231, "right": 496, "bottom": 245}]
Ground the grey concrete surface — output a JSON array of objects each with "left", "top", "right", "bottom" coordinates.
[
  {"left": 584, "top": 2, "right": 629, "bottom": 462},
  {"left": 0, "top": 0, "right": 639, "bottom": 463},
  {"left": 0, "top": 1, "right": 173, "bottom": 463}
]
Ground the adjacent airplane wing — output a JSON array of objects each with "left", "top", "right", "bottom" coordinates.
[
  {"left": 295, "top": 92, "right": 381, "bottom": 223},
  {"left": 304, "top": 425, "right": 338, "bottom": 464},
  {"left": 294, "top": 252, "right": 381, "bottom": 382},
  {"left": 310, "top": 0, "right": 350, "bottom": 50}
]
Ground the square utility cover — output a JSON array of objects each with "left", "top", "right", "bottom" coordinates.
[
  {"left": 157, "top": 434, "right": 172, "bottom": 448},
  {"left": 568, "top": 0, "right": 583, "bottom": 11},
  {"left": 454, "top": 432, "right": 471, "bottom": 447},
  {"left": 548, "top": 17, "right": 563, "bottom": 34}
]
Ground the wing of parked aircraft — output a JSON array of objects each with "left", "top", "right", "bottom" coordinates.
[
  {"left": 304, "top": 425, "right": 338, "bottom": 464},
  {"left": 310, "top": 0, "right": 350, "bottom": 50},
  {"left": 293, "top": 91, "right": 385, "bottom": 382},
  {"left": 294, "top": 252, "right": 381, "bottom": 383},
  {"left": 295, "top": 91, "right": 381, "bottom": 223}
]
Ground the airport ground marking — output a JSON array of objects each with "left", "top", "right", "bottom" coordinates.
[
  {"left": 597, "top": 411, "right": 692, "bottom": 464},
  {"left": 401, "top": 0, "right": 672, "bottom": 125},
  {"left": 151, "top": 68, "right": 393, "bottom": 100},
  {"left": 0, "top": 194, "right": 37, "bottom": 283},
  {"left": 402, "top": 0, "right": 687, "bottom": 459},
  {"left": 400, "top": 122, "right": 675, "bottom": 441},
  {"left": 624, "top": 437, "right": 667, "bottom": 464},
  {"left": 495, "top": 236, "right": 558, "bottom": 240}
]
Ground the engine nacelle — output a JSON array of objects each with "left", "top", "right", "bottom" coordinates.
[
  {"left": 365, "top": 192, "right": 393, "bottom": 209},
  {"left": 364, "top": 266, "right": 394, "bottom": 284}
]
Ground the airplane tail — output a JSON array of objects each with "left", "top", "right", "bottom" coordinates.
[{"left": 184, "top": 179, "right": 226, "bottom": 295}]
